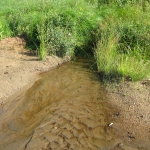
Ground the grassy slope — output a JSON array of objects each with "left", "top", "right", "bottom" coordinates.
[
  {"left": 0, "top": 0, "right": 150, "bottom": 81},
  {"left": 0, "top": 0, "right": 99, "bottom": 58}
]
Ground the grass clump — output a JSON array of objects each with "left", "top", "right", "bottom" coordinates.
[
  {"left": 0, "top": 0, "right": 99, "bottom": 60},
  {"left": 95, "top": 2, "right": 150, "bottom": 81}
]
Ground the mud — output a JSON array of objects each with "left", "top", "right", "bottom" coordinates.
[
  {"left": 0, "top": 37, "right": 150, "bottom": 150},
  {"left": 0, "top": 60, "right": 121, "bottom": 150}
]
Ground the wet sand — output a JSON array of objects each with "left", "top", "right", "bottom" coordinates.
[
  {"left": 0, "top": 37, "right": 150, "bottom": 150},
  {"left": 0, "top": 60, "right": 120, "bottom": 150}
]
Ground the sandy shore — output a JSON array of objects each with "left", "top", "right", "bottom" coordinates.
[{"left": 0, "top": 37, "right": 70, "bottom": 104}]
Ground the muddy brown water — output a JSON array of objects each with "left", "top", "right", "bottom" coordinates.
[{"left": 0, "top": 60, "right": 121, "bottom": 150}]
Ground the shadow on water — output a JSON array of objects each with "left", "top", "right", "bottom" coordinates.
[{"left": 0, "top": 59, "right": 120, "bottom": 150}]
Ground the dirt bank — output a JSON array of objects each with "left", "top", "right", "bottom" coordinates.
[
  {"left": 0, "top": 37, "right": 150, "bottom": 150},
  {"left": 105, "top": 80, "right": 150, "bottom": 149},
  {"left": 0, "top": 37, "right": 70, "bottom": 104}
]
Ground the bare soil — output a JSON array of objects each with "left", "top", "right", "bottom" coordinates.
[
  {"left": 0, "top": 37, "right": 70, "bottom": 104},
  {"left": 0, "top": 37, "right": 150, "bottom": 150},
  {"left": 106, "top": 80, "right": 150, "bottom": 149}
]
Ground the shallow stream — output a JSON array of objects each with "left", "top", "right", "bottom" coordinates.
[{"left": 0, "top": 59, "right": 121, "bottom": 150}]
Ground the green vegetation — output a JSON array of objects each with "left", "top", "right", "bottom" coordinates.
[
  {"left": 95, "top": 1, "right": 150, "bottom": 81},
  {"left": 0, "top": 0, "right": 150, "bottom": 81},
  {"left": 0, "top": 0, "right": 99, "bottom": 59}
]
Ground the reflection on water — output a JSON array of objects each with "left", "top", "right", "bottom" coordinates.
[{"left": 0, "top": 59, "right": 119, "bottom": 150}]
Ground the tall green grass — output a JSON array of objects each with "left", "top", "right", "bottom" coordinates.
[
  {"left": 0, "top": 0, "right": 150, "bottom": 81},
  {"left": 95, "top": 1, "right": 150, "bottom": 81},
  {"left": 0, "top": 0, "right": 99, "bottom": 59}
]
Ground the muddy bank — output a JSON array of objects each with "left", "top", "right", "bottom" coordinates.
[
  {"left": 0, "top": 37, "right": 70, "bottom": 104},
  {"left": 0, "top": 60, "right": 120, "bottom": 150},
  {"left": 0, "top": 37, "right": 150, "bottom": 150},
  {"left": 0, "top": 59, "right": 150, "bottom": 150}
]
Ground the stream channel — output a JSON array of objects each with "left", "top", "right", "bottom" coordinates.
[{"left": 0, "top": 59, "right": 122, "bottom": 150}]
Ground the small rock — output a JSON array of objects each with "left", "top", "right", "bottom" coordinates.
[
  {"left": 140, "top": 115, "right": 143, "bottom": 118},
  {"left": 4, "top": 71, "right": 8, "bottom": 75},
  {"left": 109, "top": 123, "right": 113, "bottom": 127},
  {"left": 128, "top": 135, "right": 135, "bottom": 139},
  {"left": 114, "top": 112, "right": 120, "bottom": 116},
  {"left": 118, "top": 143, "right": 123, "bottom": 147}
]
